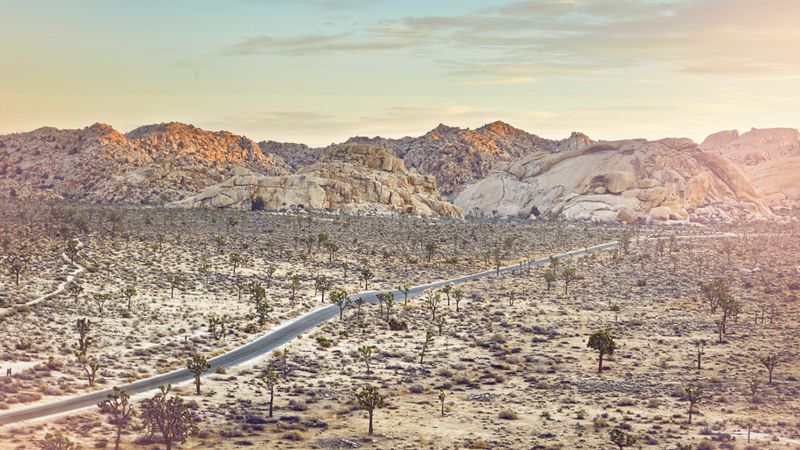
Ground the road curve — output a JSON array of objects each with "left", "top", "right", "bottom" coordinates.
[{"left": 0, "top": 241, "right": 618, "bottom": 425}]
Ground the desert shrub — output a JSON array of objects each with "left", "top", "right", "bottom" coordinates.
[
  {"left": 282, "top": 431, "right": 304, "bottom": 441},
  {"left": 315, "top": 336, "right": 333, "bottom": 349},
  {"left": 498, "top": 409, "right": 518, "bottom": 420}
]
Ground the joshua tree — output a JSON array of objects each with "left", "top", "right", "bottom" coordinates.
[
  {"left": 140, "top": 385, "right": 197, "bottom": 450},
  {"left": 93, "top": 291, "right": 111, "bottom": 314},
  {"left": 424, "top": 242, "right": 437, "bottom": 263},
  {"left": 186, "top": 353, "right": 211, "bottom": 395},
  {"left": 357, "top": 345, "right": 374, "bottom": 374},
  {"left": 78, "top": 355, "right": 100, "bottom": 387},
  {"left": 438, "top": 390, "right": 446, "bottom": 416},
  {"left": 718, "top": 290, "right": 742, "bottom": 338},
  {"left": 356, "top": 384, "right": 385, "bottom": 435},
  {"left": 359, "top": 268, "right": 374, "bottom": 290},
  {"left": 289, "top": 274, "right": 300, "bottom": 304},
  {"left": 121, "top": 285, "right": 137, "bottom": 311},
  {"left": 198, "top": 261, "right": 211, "bottom": 285},
  {"left": 544, "top": 270, "right": 556, "bottom": 292},
  {"left": 562, "top": 266, "right": 577, "bottom": 294},
  {"left": 97, "top": 386, "right": 134, "bottom": 450},
  {"left": 760, "top": 354, "right": 779, "bottom": 384},
  {"left": 324, "top": 241, "right": 339, "bottom": 264},
  {"left": 397, "top": 284, "right": 410, "bottom": 305},
  {"left": 265, "top": 265, "right": 277, "bottom": 288},
  {"left": 75, "top": 318, "right": 93, "bottom": 356},
  {"left": 384, "top": 293, "right": 395, "bottom": 321},
  {"left": 330, "top": 289, "right": 350, "bottom": 320},
  {"left": 423, "top": 291, "right": 442, "bottom": 321},
  {"left": 683, "top": 384, "right": 703, "bottom": 424},
  {"left": 354, "top": 297, "right": 366, "bottom": 322},
  {"left": 276, "top": 348, "right": 291, "bottom": 378},
  {"left": 7, "top": 253, "right": 28, "bottom": 287},
  {"left": 234, "top": 277, "right": 248, "bottom": 302},
  {"left": 257, "top": 364, "right": 280, "bottom": 418},
  {"left": 701, "top": 278, "right": 730, "bottom": 313},
  {"left": 548, "top": 255, "right": 559, "bottom": 271},
  {"left": 214, "top": 235, "right": 227, "bottom": 254},
  {"left": 65, "top": 239, "right": 81, "bottom": 265},
  {"left": 748, "top": 376, "right": 760, "bottom": 401},
  {"left": 491, "top": 247, "right": 503, "bottom": 277},
  {"left": 208, "top": 314, "right": 227, "bottom": 340},
  {"left": 315, "top": 275, "right": 332, "bottom": 303},
  {"left": 441, "top": 284, "right": 452, "bottom": 306},
  {"left": 67, "top": 282, "right": 83, "bottom": 302},
  {"left": 419, "top": 330, "right": 435, "bottom": 364},
  {"left": 226, "top": 215, "right": 239, "bottom": 233},
  {"left": 255, "top": 301, "right": 273, "bottom": 326},
  {"left": 721, "top": 238, "right": 734, "bottom": 264},
  {"left": 609, "top": 428, "right": 637, "bottom": 450},
  {"left": 587, "top": 329, "right": 616, "bottom": 373},
  {"left": 693, "top": 339, "right": 706, "bottom": 370},
  {"left": 434, "top": 314, "right": 447, "bottom": 336},
  {"left": 453, "top": 289, "right": 464, "bottom": 313},
  {"left": 229, "top": 251, "right": 246, "bottom": 275},
  {"left": 250, "top": 281, "right": 266, "bottom": 305},
  {"left": 165, "top": 273, "right": 186, "bottom": 299}
]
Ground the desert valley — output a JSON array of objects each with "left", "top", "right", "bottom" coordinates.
[{"left": 0, "top": 120, "right": 798, "bottom": 450}]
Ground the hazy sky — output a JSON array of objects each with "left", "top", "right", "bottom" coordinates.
[{"left": 1, "top": 0, "right": 798, "bottom": 145}]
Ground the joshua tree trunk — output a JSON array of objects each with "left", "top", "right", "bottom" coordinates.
[
  {"left": 269, "top": 388, "right": 274, "bottom": 417},
  {"left": 597, "top": 352, "right": 604, "bottom": 373},
  {"left": 114, "top": 426, "right": 122, "bottom": 450},
  {"left": 368, "top": 410, "right": 374, "bottom": 435}
]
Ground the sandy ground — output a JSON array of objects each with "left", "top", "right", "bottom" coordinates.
[{"left": 0, "top": 202, "right": 798, "bottom": 450}]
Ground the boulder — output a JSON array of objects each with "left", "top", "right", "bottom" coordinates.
[
  {"left": 606, "top": 171, "right": 636, "bottom": 194},
  {"left": 649, "top": 206, "right": 672, "bottom": 221}
]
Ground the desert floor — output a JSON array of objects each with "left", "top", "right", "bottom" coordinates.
[{"left": 1, "top": 203, "right": 798, "bottom": 450}]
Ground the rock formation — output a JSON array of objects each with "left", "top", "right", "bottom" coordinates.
[
  {"left": 455, "top": 138, "right": 773, "bottom": 223},
  {"left": 263, "top": 121, "right": 594, "bottom": 196},
  {"left": 700, "top": 128, "right": 800, "bottom": 208},
  {"left": 0, "top": 122, "right": 288, "bottom": 204},
  {"left": 176, "top": 144, "right": 462, "bottom": 218}
]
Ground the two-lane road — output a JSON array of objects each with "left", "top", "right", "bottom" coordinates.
[{"left": 0, "top": 240, "right": 617, "bottom": 425}]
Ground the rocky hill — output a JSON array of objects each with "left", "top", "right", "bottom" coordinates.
[
  {"left": 455, "top": 138, "right": 773, "bottom": 223},
  {"left": 176, "top": 144, "right": 461, "bottom": 217},
  {"left": 0, "top": 123, "right": 288, "bottom": 204},
  {"left": 700, "top": 128, "right": 800, "bottom": 209},
  {"left": 338, "top": 121, "right": 594, "bottom": 196}
]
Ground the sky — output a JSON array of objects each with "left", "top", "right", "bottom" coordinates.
[{"left": 1, "top": 0, "right": 799, "bottom": 146}]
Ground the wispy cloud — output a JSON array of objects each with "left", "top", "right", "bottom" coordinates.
[{"left": 225, "top": 0, "right": 800, "bottom": 80}]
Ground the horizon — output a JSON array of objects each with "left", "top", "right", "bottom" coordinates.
[
  {"left": 1, "top": 119, "right": 794, "bottom": 148},
  {"left": 2, "top": 0, "right": 799, "bottom": 146}
]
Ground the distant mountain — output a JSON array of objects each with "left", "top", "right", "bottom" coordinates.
[
  {"left": 0, "top": 122, "right": 288, "bottom": 204},
  {"left": 700, "top": 128, "right": 800, "bottom": 209}
]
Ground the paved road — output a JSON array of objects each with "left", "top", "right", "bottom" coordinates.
[{"left": 0, "top": 240, "right": 617, "bottom": 425}]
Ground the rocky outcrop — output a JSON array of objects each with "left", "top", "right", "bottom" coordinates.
[
  {"left": 455, "top": 138, "right": 773, "bottom": 223},
  {"left": 292, "top": 121, "right": 595, "bottom": 196},
  {"left": 176, "top": 144, "right": 462, "bottom": 218},
  {"left": 701, "top": 128, "right": 800, "bottom": 208},
  {"left": 0, "top": 123, "right": 288, "bottom": 204}
]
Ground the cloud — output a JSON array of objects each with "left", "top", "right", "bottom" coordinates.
[{"left": 225, "top": 0, "right": 800, "bottom": 79}]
